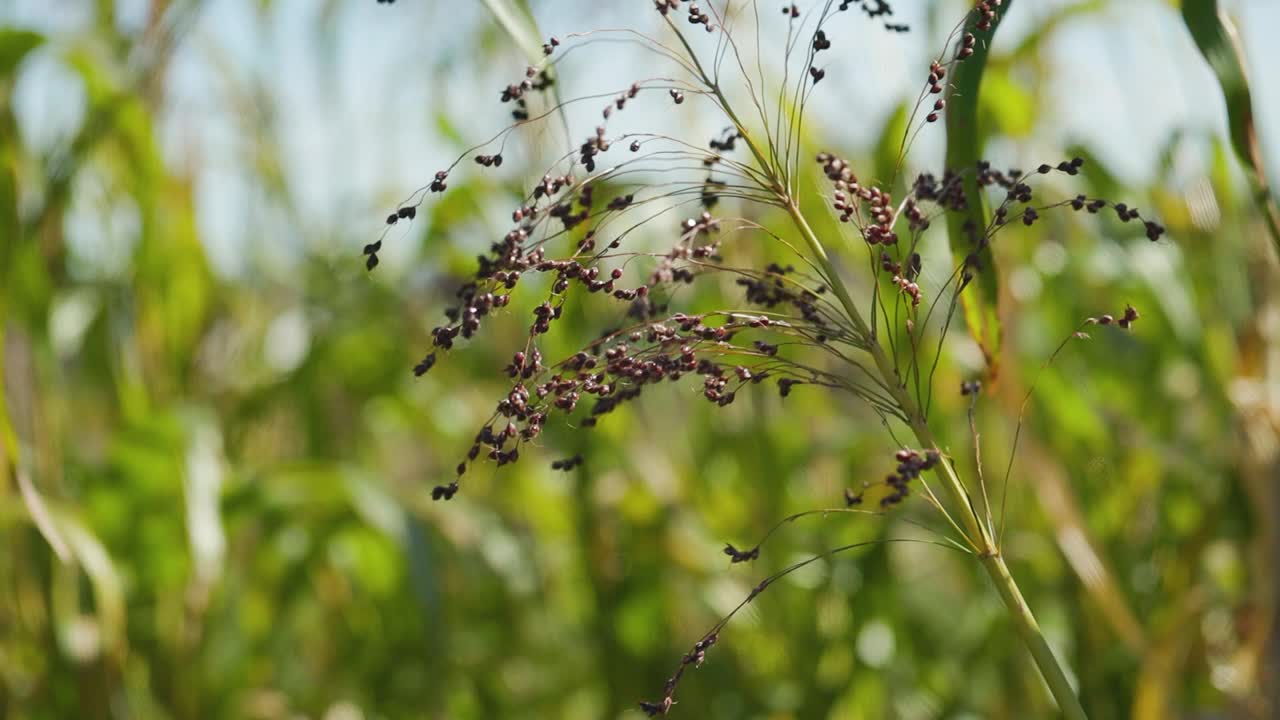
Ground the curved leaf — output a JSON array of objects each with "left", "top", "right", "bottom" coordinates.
[
  {"left": 1179, "top": 0, "right": 1280, "bottom": 254},
  {"left": 477, "top": 0, "right": 571, "bottom": 149},
  {"left": 0, "top": 29, "right": 44, "bottom": 80},
  {"left": 0, "top": 31, "right": 43, "bottom": 287},
  {"left": 944, "top": 0, "right": 1014, "bottom": 379}
]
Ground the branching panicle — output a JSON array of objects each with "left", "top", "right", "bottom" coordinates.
[{"left": 369, "top": 2, "right": 1161, "bottom": 716}]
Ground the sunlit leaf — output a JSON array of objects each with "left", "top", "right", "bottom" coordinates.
[
  {"left": 50, "top": 506, "right": 127, "bottom": 660},
  {"left": 873, "top": 102, "right": 908, "bottom": 188},
  {"left": 978, "top": 69, "right": 1033, "bottom": 138},
  {"left": 944, "top": 0, "right": 1014, "bottom": 379},
  {"left": 1179, "top": 0, "right": 1280, "bottom": 252},
  {"left": 0, "top": 29, "right": 44, "bottom": 80}
]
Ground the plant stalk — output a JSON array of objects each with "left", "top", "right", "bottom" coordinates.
[
  {"left": 783, "top": 201, "right": 1088, "bottom": 720},
  {"left": 982, "top": 552, "right": 1086, "bottom": 720},
  {"left": 668, "top": 18, "right": 1087, "bottom": 715}
]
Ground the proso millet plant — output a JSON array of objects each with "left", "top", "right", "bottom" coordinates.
[{"left": 366, "top": 2, "right": 1166, "bottom": 717}]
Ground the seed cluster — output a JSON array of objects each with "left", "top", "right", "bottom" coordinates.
[
  {"left": 654, "top": 0, "right": 679, "bottom": 16},
  {"left": 499, "top": 65, "right": 555, "bottom": 122},
  {"left": 432, "top": 309, "right": 834, "bottom": 501},
  {"left": 880, "top": 250, "right": 923, "bottom": 306},
  {"left": 843, "top": 448, "right": 941, "bottom": 508},
  {"left": 1090, "top": 304, "right": 1140, "bottom": 330},
  {"left": 362, "top": 206, "right": 419, "bottom": 270},
  {"left": 839, "top": 1, "right": 902, "bottom": 27},
  {"left": 973, "top": 0, "right": 1003, "bottom": 32},
  {"left": 736, "top": 263, "right": 833, "bottom": 334},
  {"left": 639, "top": 631, "right": 719, "bottom": 717},
  {"left": 550, "top": 454, "right": 583, "bottom": 471},
  {"left": 400, "top": 138, "right": 843, "bottom": 498},
  {"left": 372, "top": 0, "right": 1165, "bottom": 506},
  {"left": 722, "top": 543, "right": 759, "bottom": 563},
  {"left": 361, "top": 3, "right": 1171, "bottom": 711},
  {"left": 815, "top": 152, "right": 1166, "bottom": 311},
  {"left": 801, "top": 2, "right": 908, "bottom": 84},
  {"left": 685, "top": 3, "right": 714, "bottom": 32}
]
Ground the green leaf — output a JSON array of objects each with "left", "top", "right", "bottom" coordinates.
[
  {"left": 50, "top": 506, "right": 127, "bottom": 660},
  {"left": 478, "top": 0, "right": 542, "bottom": 63},
  {"left": 873, "top": 102, "right": 909, "bottom": 188},
  {"left": 944, "top": 1, "right": 1014, "bottom": 378},
  {"left": 0, "top": 121, "right": 20, "bottom": 296},
  {"left": 477, "top": 0, "right": 570, "bottom": 146},
  {"left": 0, "top": 29, "right": 44, "bottom": 80},
  {"left": 0, "top": 31, "right": 43, "bottom": 301},
  {"left": 1179, "top": 0, "right": 1280, "bottom": 253},
  {"left": 978, "top": 68, "right": 1033, "bottom": 138}
]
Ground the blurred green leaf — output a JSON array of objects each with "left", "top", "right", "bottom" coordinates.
[
  {"left": 50, "top": 505, "right": 127, "bottom": 661},
  {"left": 978, "top": 69, "right": 1033, "bottom": 138},
  {"left": 15, "top": 467, "right": 72, "bottom": 563},
  {"left": 1, "top": 4, "right": 1275, "bottom": 718},
  {"left": 944, "top": 0, "right": 1014, "bottom": 379},
  {"left": 873, "top": 102, "right": 908, "bottom": 188},
  {"left": 0, "top": 31, "right": 42, "bottom": 293},
  {"left": 0, "top": 29, "right": 44, "bottom": 79},
  {"left": 1179, "top": 0, "right": 1280, "bottom": 252},
  {"left": 478, "top": 0, "right": 543, "bottom": 63}
]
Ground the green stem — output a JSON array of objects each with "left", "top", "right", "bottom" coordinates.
[
  {"left": 1180, "top": 0, "right": 1280, "bottom": 258},
  {"left": 783, "top": 202, "right": 1088, "bottom": 720},
  {"left": 666, "top": 17, "right": 1086, "bottom": 716},
  {"left": 983, "top": 553, "right": 1087, "bottom": 720},
  {"left": 783, "top": 203, "right": 989, "bottom": 545}
]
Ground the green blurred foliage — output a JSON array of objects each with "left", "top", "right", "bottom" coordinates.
[{"left": 1, "top": 2, "right": 1278, "bottom": 720}]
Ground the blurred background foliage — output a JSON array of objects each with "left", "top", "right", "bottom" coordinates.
[{"left": 1, "top": 1, "right": 1279, "bottom": 718}]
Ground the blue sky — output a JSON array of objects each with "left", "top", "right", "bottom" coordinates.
[{"left": 5, "top": 0, "right": 1279, "bottom": 279}]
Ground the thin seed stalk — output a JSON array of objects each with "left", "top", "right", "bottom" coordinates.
[
  {"left": 783, "top": 201, "right": 1088, "bottom": 720},
  {"left": 665, "top": 19, "right": 1085, "bottom": 714},
  {"left": 982, "top": 551, "right": 1086, "bottom": 720}
]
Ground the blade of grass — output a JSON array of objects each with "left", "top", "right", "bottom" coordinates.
[
  {"left": 943, "top": 1, "right": 1013, "bottom": 382},
  {"left": 783, "top": 203, "right": 1088, "bottom": 720},
  {"left": 0, "top": 28, "right": 44, "bottom": 78},
  {"left": 1, "top": 29, "right": 44, "bottom": 280},
  {"left": 1179, "top": 0, "right": 1280, "bottom": 256},
  {"left": 477, "top": 0, "right": 571, "bottom": 147},
  {"left": 662, "top": 14, "right": 1087, "bottom": 713},
  {"left": 478, "top": 0, "right": 543, "bottom": 62}
]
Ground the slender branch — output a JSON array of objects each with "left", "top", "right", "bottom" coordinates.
[{"left": 781, "top": 199, "right": 1088, "bottom": 720}]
